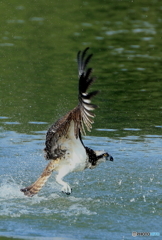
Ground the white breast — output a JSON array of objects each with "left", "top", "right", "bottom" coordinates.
[{"left": 57, "top": 121, "right": 87, "bottom": 172}]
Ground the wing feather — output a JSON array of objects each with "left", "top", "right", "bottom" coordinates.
[
  {"left": 44, "top": 48, "right": 99, "bottom": 160},
  {"left": 77, "top": 48, "right": 99, "bottom": 134}
]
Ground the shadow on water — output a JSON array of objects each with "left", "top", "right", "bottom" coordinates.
[{"left": 0, "top": 0, "right": 162, "bottom": 239}]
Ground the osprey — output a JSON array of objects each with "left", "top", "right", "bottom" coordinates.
[{"left": 21, "top": 47, "right": 113, "bottom": 196}]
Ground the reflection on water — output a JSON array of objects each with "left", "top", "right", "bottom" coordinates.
[{"left": 0, "top": 0, "right": 162, "bottom": 239}]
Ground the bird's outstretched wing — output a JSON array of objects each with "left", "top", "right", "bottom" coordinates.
[
  {"left": 77, "top": 47, "right": 99, "bottom": 134},
  {"left": 44, "top": 47, "right": 99, "bottom": 160}
]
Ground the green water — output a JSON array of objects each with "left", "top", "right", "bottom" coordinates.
[
  {"left": 0, "top": 1, "right": 162, "bottom": 239},
  {"left": 1, "top": 0, "right": 162, "bottom": 135}
]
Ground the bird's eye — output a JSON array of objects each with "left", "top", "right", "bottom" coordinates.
[{"left": 103, "top": 153, "right": 108, "bottom": 157}]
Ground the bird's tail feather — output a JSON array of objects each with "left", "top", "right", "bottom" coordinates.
[{"left": 20, "top": 160, "right": 57, "bottom": 197}]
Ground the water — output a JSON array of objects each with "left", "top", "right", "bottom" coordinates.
[
  {"left": 0, "top": 129, "right": 161, "bottom": 240},
  {"left": 0, "top": 0, "right": 162, "bottom": 239}
]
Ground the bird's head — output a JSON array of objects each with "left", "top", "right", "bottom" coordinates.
[
  {"left": 102, "top": 152, "right": 114, "bottom": 161},
  {"left": 95, "top": 150, "right": 114, "bottom": 162}
]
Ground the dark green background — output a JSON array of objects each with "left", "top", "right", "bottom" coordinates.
[{"left": 0, "top": 0, "right": 162, "bottom": 137}]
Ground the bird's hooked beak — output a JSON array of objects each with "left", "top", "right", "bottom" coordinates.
[{"left": 104, "top": 153, "right": 114, "bottom": 161}]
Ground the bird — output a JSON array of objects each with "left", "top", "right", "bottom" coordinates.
[{"left": 20, "top": 47, "right": 113, "bottom": 197}]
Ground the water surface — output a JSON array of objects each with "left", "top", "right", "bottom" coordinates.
[{"left": 0, "top": 0, "right": 162, "bottom": 239}]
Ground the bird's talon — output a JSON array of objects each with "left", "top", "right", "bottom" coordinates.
[
  {"left": 61, "top": 184, "right": 72, "bottom": 195},
  {"left": 62, "top": 191, "right": 71, "bottom": 195}
]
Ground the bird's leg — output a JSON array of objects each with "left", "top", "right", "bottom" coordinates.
[
  {"left": 56, "top": 168, "right": 72, "bottom": 195},
  {"left": 21, "top": 160, "right": 57, "bottom": 197}
]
